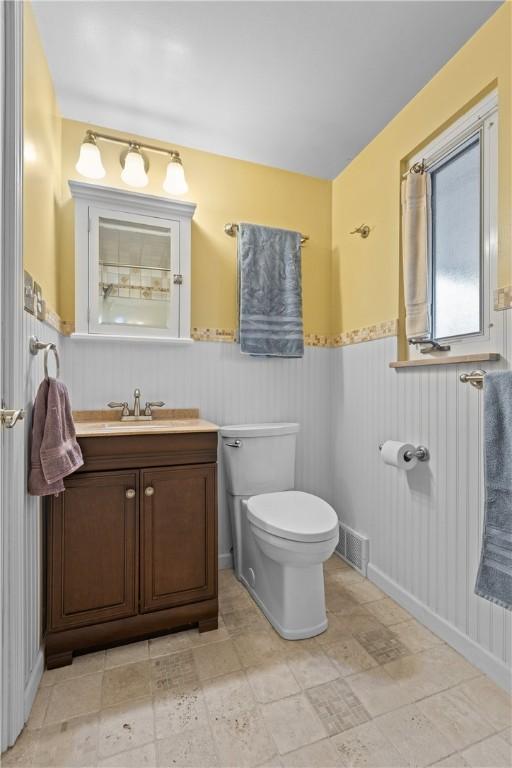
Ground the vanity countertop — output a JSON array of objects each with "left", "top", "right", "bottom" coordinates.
[{"left": 73, "top": 408, "right": 219, "bottom": 438}]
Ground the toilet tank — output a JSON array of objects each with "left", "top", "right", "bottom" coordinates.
[{"left": 220, "top": 423, "right": 299, "bottom": 496}]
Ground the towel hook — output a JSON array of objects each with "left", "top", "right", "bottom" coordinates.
[
  {"left": 349, "top": 224, "right": 370, "bottom": 239},
  {"left": 30, "top": 335, "right": 60, "bottom": 379}
]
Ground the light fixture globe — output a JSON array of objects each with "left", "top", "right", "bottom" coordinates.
[
  {"left": 121, "top": 146, "right": 149, "bottom": 188},
  {"left": 163, "top": 153, "right": 188, "bottom": 195},
  {"left": 75, "top": 135, "right": 106, "bottom": 179}
]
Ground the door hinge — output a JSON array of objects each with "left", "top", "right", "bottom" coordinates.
[{"left": 173, "top": 274, "right": 183, "bottom": 285}]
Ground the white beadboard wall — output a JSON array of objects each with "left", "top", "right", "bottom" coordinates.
[
  {"left": 60, "top": 337, "right": 334, "bottom": 564},
  {"left": 331, "top": 329, "right": 511, "bottom": 690},
  {"left": 22, "top": 312, "right": 60, "bottom": 714}
]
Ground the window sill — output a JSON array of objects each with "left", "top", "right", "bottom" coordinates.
[
  {"left": 389, "top": 352, "right": 500, "bottom": 369},
  {"left": 70, "top": 333, "right": 194, "bottom": 345}
]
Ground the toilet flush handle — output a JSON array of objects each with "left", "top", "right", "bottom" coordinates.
[{"left": 225, "top": 439, "right": 242, "bottom": 448}]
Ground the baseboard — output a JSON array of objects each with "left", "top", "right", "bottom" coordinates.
[
  {"left": 367, "top": 564, "right": 512, "bottom": 694},
  {"left": 219, "top": 552, "right": 233, "bottom": 570},
  {"left": 24, "top": 647, "right": 44, "bottom": 722}
]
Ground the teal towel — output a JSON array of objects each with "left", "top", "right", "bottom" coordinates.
[{"left": 475, "top": 370, "right": 512, "bottom": 610}]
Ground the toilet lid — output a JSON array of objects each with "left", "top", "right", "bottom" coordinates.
[{"left": 247, "top": 491, "right": 339, "bottom": 543}]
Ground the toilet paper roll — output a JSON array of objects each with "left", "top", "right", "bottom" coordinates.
[{"left": 380, "top": 440, "right": 417, "bottom": 470}]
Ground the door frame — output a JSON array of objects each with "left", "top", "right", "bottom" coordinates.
[{"left": 1, "top": 0, "right": 26, "bottom": 752}]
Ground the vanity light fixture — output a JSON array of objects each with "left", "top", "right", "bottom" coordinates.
[
  {"left": 75, "top": 133, "right": 106, "bottom": 179},
  {"left": 75, "top": 130, "right": 188, "bottom": 194}
]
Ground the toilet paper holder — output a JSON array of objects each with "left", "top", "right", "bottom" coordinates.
[{"left": 378, "top": 443, "right": 430, "bottom": 462}]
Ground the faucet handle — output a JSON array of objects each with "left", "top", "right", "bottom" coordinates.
[
  {"left": 108, "top": 401, "right": 130, "bottom": 417},
  {"left": 144, "top": 401, "right": 165, "bottom": 417}
]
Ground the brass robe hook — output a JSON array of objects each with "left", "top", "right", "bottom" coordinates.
[{"left": 349, "top": 224, "right": 370, "bottom": 239}]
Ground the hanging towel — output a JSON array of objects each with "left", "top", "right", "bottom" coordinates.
[
  {"left": 474, "top": 370, "right": 512, "bottom": 611},
  {"left": 401, "top": 172, "right": 431, "bottom": 340},
  {"left": 28, "top": 377, "right": 83, "bottom": 496},
  {"left": 238, "top": 223, "right": 304, "bottom": 357}
]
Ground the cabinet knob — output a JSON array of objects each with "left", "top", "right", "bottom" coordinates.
[
  {"left": 145, "top": 486, "right": 155, "bottom": 497},
  {"left": 125, "top": 488, "right": 136, "bottom": 499}
]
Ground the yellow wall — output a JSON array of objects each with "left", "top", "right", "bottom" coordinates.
[
  {"left": 23, "top": 2, "right": 62, "bottom": 311},
  {"left": 60, "top": 121, "right": 332, "bottom": 335},
  {"left": 331, "top": 2, "right": 511, "bottom": 334}
]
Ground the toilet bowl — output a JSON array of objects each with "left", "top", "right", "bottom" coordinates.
[{"left": 220, "top": 423, "right": 339, "bottom": 639}]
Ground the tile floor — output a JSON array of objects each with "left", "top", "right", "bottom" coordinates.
[{"left": 3, "top": 556, "right": 511, "bottom": 768}]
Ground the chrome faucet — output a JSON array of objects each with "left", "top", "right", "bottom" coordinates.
[{"left": 108, "top": 388, "right": 165, "bottom": 421}]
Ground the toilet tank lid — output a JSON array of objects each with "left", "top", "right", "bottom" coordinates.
[{"left": 220, "top": 423, "right": 300, "bottom": 438}]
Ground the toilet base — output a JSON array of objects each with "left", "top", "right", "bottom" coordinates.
[{"left": 240, "top": 572, "right": 328, "bottom": 639}]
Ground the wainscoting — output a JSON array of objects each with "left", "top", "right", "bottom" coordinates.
[{"left": 331, "top": 331, "right": 511, "bottom": 690}]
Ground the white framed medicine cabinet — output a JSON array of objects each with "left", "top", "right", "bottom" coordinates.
[{"left": 69, "top": 181, "right": 196, "bottom": 342}]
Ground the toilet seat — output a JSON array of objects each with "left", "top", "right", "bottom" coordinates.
[{"left": 247, "top": 491, "right": 339, "bottom": 543}]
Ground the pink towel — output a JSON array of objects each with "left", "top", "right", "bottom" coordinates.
[{"left": 28, "top": 378, "right": 84, "bottom": 496}]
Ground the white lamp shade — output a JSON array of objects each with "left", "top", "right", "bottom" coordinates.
[
  {"left": 121, "top": 149, "right": 149, "bottom": 188},
  {"left": 75, "top": 141, "right": 106, "bottom": 179},
  {"left": 163, "top": 157, "right": 188, "bottom": 195}
]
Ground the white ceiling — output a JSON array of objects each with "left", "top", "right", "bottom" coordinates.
[{"left": 33, "top": 1, "right": 501, "bottom": 179}]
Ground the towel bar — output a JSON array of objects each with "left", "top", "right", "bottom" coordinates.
[
  {"left": 29, "top": 335, "right": 60, "bottom": 379},
  {"left": 460, "top": 369, "right": 485, "bottom": 389}
]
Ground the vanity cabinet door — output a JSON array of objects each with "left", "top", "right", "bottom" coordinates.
[
  {"left": 47, "top": 471, "right": 138, "bottom": 631},
  {"left": 140, "top": 464, "right": 217, "bottom": 613}
]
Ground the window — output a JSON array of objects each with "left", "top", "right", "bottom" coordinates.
[{"left": 407, "top": 91, "right": 498, "bottom": 357}]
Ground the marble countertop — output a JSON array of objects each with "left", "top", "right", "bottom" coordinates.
[{"left": 73, "top": 408, "right": 219, "bottom": 437}]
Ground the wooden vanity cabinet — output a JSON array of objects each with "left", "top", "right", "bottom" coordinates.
[{"left": 45, "top": 431, "right": 218, "bottom": 669}]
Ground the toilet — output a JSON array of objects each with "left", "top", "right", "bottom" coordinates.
[{"left": 220, "top": 422, "right": 339, "bottom": 639}]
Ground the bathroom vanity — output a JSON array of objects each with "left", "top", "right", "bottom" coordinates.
[{"left": 44, "top": 410, "right": 218, "bottom": 669}]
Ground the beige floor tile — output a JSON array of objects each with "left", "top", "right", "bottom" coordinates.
[
  {"left": 323, "top": 638, "right": 377, "bottom": 677},
  {"left": 187, "top": 617, "right": 230, "bottom": 647},
  {"left": 234, "top": 629, "right": 287, "bottom": 668},
  {"left": 150, "top": 650, "right": 198, "bottom": 693},
  {"left": 325, "top": 588, "right": 359, "bottom": 615},
  {"left": 98, "top": 742, "right": 157, "bottom": 768},
  {"left": 432, "top": 754, "right": 470, "bottom": 767},
  {"left": 154, "top": 686, "right": 209, "bottom": 739},
  {"left": 365, "top": 597, "right": 410, "bottom": 625},
  {"left": 52, "top": 651, "right": 106, "bottom": 682},
  {"left": 203, "top": 669, "right": 256, "bottom": 719},
  {"left": 457, "top": 675, "right": 512, "bottom": 731},
  {"left": 384, "top": 645, "right": 479, "bottom": 701},
  {"left": 223, "top": 607, "right": 270, "bottom": 638},
  {"left": 319, "top": 607, "right": 383, "bottom": 638},
  {"left": 306, "top": 677, "right": 370, "bottom": 736},
  {"left": 353, "top": 626, "right": 410, "bottom": 664},
  {"left": 287, "top": 647, "right": 339, "bottom": 689},
  {"left": 1, "top": 729, "right": 40, "bottom": 766},
  {"left": 45, "top": 672, "right": 103, "bottom": 726},
  {"left": 33, "top": 713, "right": 99, "bottom": 767},
  {"left": 257, "top": 757, "right": 284, "bottom": 768},
  {"left": 98, "top": 697, "right": 154, "bottom": 758},
  {"left": 102, "top": 661, "right": 151, "bottom": 707},
  {"left": 331, "top": 720, "right": 408, "bottom": 767},
  {"left": 40, "top": 668, "right": 60, "bottom": 688},
  {"left": 156, "top": 723, "right": 219, "bottom": 767},
  {"left": 500, "top": 726, "right": 512, "bottom": 744},
  {"left": 262, "top": 693, "right": 327, "bottom": 755},
  {"left": 192, "top": 638, "right": 241, "bottom": 680},
  {"left": 313, "top": 612, "right": 353, "bottom": 646},
  {"left": 461, "top": 734, "right": 512, "bottom": 768},
  {"left": 246, "top": 659, "right": 301, "bottom": 703},
  {"left": 218, "top": 567, "right": 240, "bottom": 591},
  {"left": 418, "top": 687, "right": 496, "bottom": 751},
  {"left": 26, "top": 686, "right": 51, "bottom": 730},
  {"left": 212, "top": 704, "right": 277, "bottom": 768},
  {"left": 375, "top": 703, "right": 456, "bottom": 767},
  {"left": 343, "top": 581, "right": 385, "bottom": 604},
  {"left": 390, "top": 619, "right": 443, "bottom": 653},
  {"left": 324, "top": 556, "right": 349, "bottom": 573},
  {"left": 149, "top": 630, "right": 194, "bottom": 658},
  {"left": 105, "top": 641, "right": 149, "bottom": 669},
  {"left": 347, "top": 665, "right": 415, "bottom": 717},
  {"left": 325, "top": 569, "right": 364, "bottom": 587},
  {"left": 281, "top": 738, "right": 339, "bottom": 767},
  {"left": 219, "top": 588, "right": 255, "bottom": 614}
]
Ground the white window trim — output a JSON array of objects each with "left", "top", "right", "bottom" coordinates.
[
  {"left": 69, "top": 181, "right": 196, "bottom": 343},
  {"left": 407, "top": 91, "right": 500, "bottom": 361}
]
